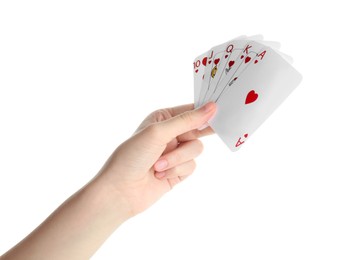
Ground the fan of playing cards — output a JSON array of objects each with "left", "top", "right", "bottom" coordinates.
[{"left": 193, "top": 35, "right": 302, "bottom": 151}]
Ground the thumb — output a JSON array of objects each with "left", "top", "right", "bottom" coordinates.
[{"left": 156, "top": 102, "right": 217, "bottom": 144}]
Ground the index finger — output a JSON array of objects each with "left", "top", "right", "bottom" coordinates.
[{"left": 177, "top": 126, "right": 215, "bottom": 142}]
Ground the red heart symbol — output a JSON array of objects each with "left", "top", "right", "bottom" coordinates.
[
  {"left": 202, "top": 57, "right": 207, "bottom": 66},
  {"left": 208, "top": 60, "right": 212, "bottom": 64},
  {"left": 245, "top": 90, "right": 258, "bottom": 104},
  {"left": 214, "top": 58, "right": 220, "bottom": 65},
  {"left": 245, "top": 56, "right": 251, "bottom": 63},
  {"left": 195, "top": 69, "right": 199, "bottom": 73},
  {"left": 254, "top": 60, "right": 258, "bottom": 64},
  {"left": 228, "top": 60, "right": 235, "bottom": 67},
  {"left": 225, "top": 54, "right": 228, "bottom": 58},
  {"left": 244, "top": 133, "right": 248, "bottom": 138}
]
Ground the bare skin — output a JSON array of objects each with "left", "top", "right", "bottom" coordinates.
[{"left": 1, "top": 102, "right": 217, "bottom": 260}]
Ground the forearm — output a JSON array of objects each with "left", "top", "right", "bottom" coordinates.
[
  {"left": 1, "top": 175, "right": 132, "bottom": 260},
  {"left": 1, "top": 103, "right": 214, "bottom": 259}
]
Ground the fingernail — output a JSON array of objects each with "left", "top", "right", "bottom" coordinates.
[
  {"left": 154, "top": 159, "right": 168, "bottom": 171},
  {"left": 201, "top": 102, "right": 216, "bottom": 113},
  {"left": 155, "top": 171, "right": 166, "bottom": 179}
]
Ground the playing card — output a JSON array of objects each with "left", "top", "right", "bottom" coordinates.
[
  {"left": 193, "top": 37, "right": 284, "bottom": 108},
  {"left": 193, "top": 50, "right": 210, "bottom": 107},
  {"left": 208, "top": 47, "right": 302, "bottom": 151},
  {"left": 275, "top": 49, "right": 293, "bottom": 64},
  {"left": 205, "top": 39, "right": 284, "bottom": 102},
  {"left": 195, "top": 35, "right": 259, "bottom": 108},
  {"left": 209, "top": 40, "right": 268, "bottom": 103},
  {"left": 196, "top": 39, "right": 235, "bottom": 107},
  {"left": 206, "top": 39, "right": 280, "bottom": 105},
  {"left": 213, "top": 40, "right": 290, "bottom": 102}
]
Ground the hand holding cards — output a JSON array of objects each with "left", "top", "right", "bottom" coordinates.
[{"left": 193, "top": 35, "right": 302, "bottom": 151}]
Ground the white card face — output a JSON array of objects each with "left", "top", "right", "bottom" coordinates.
[
  {"left": 208, "top": 47, "right": 302, "bottom": 152},
  {"left": 209, "top": 41, "right": 268, "bottom": 103},
  {"left": 198, "top": 35, "right": 265, "bottom": 107},
  {"left": 196, "top": 39, "right": 234, "bottom": 107},
  {"left": 253, "top": 40, "right": 294, "bottom": 64},
  {"left": 196, "top": 35, "right": 264, "bottom": 107},
  {"left": 193, "top": 50, "right": 210, "bottom": 107},
  {"left": 203, "top": 40, "right": 252, "bottom": 104}
]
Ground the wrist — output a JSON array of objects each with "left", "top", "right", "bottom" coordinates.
[{"left": 88, "top": 174, "right": 134, "bottom": 223}]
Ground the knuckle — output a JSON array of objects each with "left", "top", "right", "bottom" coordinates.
[
  {"left": 179, "top": 111, "right": 194, "bottom": 125},
  {"left": 151, "top": 109, "right": 170, "bottom": 122},
  {"left": 144, "top": 123, "right": 161, "bottom": 138}
]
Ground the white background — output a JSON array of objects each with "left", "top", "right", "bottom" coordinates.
[{"left": 0, "top": 0, "right": 349, "bottom": 259}]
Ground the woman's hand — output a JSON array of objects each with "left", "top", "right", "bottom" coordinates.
[
  {"left": 97, "top": 102, "right": 217, "bottom": 216},
  {"left": 0, "top": 102, "right": 217, "bottom": 260}
]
